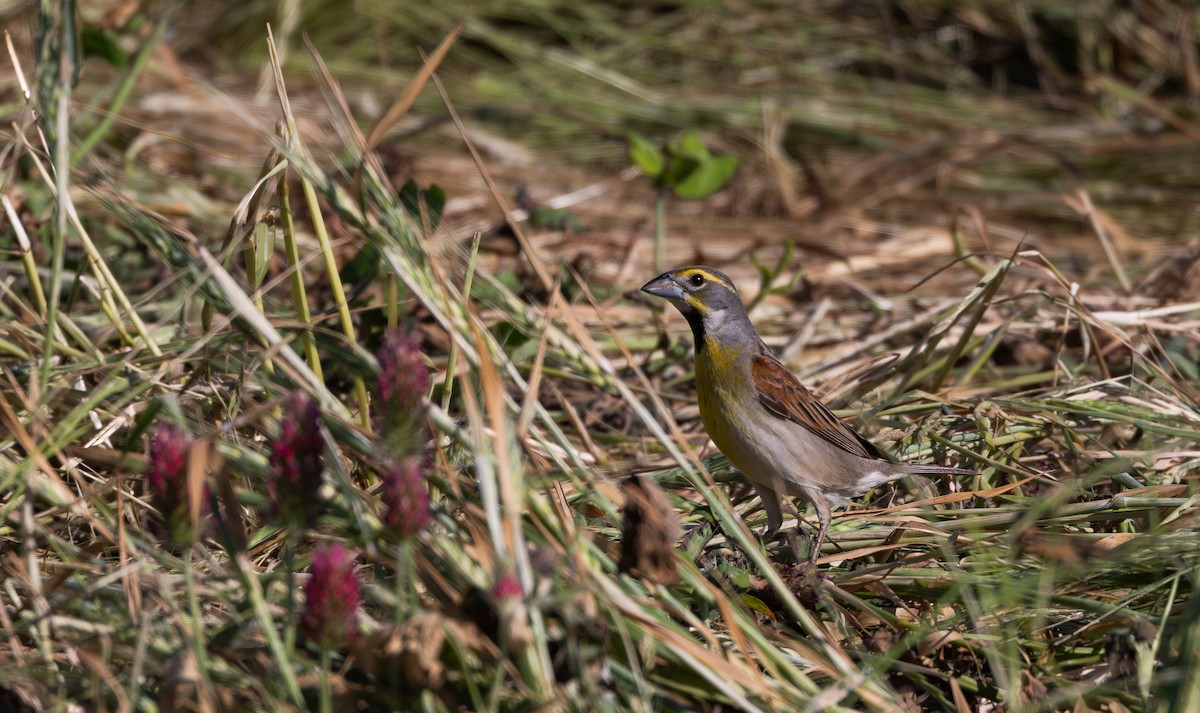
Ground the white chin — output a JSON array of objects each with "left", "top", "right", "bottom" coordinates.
[{"left": 706, "top": 306, "right": 728, "bottom": 332}]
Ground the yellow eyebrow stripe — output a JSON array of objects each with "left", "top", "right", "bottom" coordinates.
[{"left": 677, "top": 268, "right": 733, "bottom": 289}]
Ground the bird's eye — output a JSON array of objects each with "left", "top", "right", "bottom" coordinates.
[{"left": 688, "top": 273, "right": 705, "bottom": 288}]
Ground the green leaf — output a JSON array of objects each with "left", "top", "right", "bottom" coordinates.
[
  {"left": 673, "top": 154, "right": 739, "bottom": 199},
  {"left": 491, "top": 320, "right": 533, "bottom": 356},
  {"left": 670, "top": 132, "right": 711, "bottom": 162},
  {"left": 251, "top": 222, "right": 275, "bottom": 285},
  {"left": 726, "top": 566, "right": 756, "bottom": 589},
  {"left": 530, "top": 206, "right": 586, "bottom": 232},
  {"left": 740, "top": 594, "right": 777, "bottom": 622},
  {"left": 659, "top": 154, "right": 699, "bottom": 190},
  {"left": 339, "top": 242, "right": 381, "bottom": 293},
  {"left": 399, "top": 180, "right": 446, "bottom": 230},
  {"left": 81, "top": 27, "right": 128, "bottom": 67},
  {"left": 627, "top": 133, "right": 664, "bottom": 178}
]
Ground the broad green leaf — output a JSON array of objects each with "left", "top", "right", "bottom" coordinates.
[
  {"left": 670, "top": 131, "right": 711, "bottom": 161},
  {"left": 628, "top": 133, "right": 664, "bottom": 178},
  {"left": 659, "top": 155, "right": 699, "bottom": 190},
  {"left": 673, "top": 154, "right": 739, "bottom": 199}
]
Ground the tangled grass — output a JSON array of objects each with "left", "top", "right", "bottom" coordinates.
[{"left": 2, "top": 2, "right": 1200, "bottom": 711}]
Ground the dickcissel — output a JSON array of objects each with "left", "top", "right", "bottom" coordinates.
[{"left": 643, "top": 265, "right": 970, "bottom": 563}]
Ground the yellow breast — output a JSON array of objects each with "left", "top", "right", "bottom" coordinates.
[
  {"left": 695, "top": 336, "right": 817, "bottom": 498},
  {"left": 694, "top": 337, "right": 756, "bottom": 465}
]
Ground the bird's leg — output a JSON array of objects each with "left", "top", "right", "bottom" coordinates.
[
  {"left": 750, "top": 482, "right": 783, "bottom": 542},
  {"left": 808, "top": 497, "right": 832, "bottom": 565}
]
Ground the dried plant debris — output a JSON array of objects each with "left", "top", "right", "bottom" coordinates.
[
  {"left": 1137, "top": 241, "right": 1200, "bottom": 302},
  {"left": 353, "top": 613, "right": 447, "bottom": 689},
  {"left": 5, "top": 2, "right": 1200, "bottom": 711},
  {"left": 619, "top": 474, "right": 682, "bottom": 585}
]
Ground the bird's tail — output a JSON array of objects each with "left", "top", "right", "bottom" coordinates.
[{"left": 897, "top": 463, "right": 975, "bottom": 476}]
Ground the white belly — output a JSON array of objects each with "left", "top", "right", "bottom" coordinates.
[{"left": 700, "top": 390, "right": 893, "bottom": 508}]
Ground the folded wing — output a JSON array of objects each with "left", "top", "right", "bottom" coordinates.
[{"left": 751, "top": 352, "right": 888, "bottom": 461}]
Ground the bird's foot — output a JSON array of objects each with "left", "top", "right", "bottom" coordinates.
[
  {"left": 782, "top": 528, "right": 810, "bottom": 564},
  {"left": 755, "top": 524, "right": 781, "bottom": 546}
]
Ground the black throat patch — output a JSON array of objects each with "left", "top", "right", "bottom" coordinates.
[{"left": 682, "top": 307, "right": 706, "bottom": 351}]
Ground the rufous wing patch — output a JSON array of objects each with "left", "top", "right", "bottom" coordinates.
[{"left": 750, "top": 353, "right": 886, "bottom": 460}]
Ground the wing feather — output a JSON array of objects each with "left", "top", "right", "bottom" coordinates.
[{"left": 751, "top": 353, "right": 886, "bottom": 461}]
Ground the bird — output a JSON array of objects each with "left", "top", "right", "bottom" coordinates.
[{"left": 642, "top": 265, "right": 971, "bottom": 564}]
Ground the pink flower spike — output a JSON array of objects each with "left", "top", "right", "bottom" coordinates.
[
  {"left": 491, "top": 570, "right": 523, "bottom": 603},
  {"left": 377, "top": 328, "right": 429, "bottom": 414},
  {"left": 375, "top": 328, "right": 430, "bottom": 458},
  {"left": 381, "top": 458, "right": 431, "bottom": 540},
  {"left": 146, "top": 424, "right": 203, "bottom": 548},
  {"left": 301, "top": 543, "right": 361, "bottom": 650},
  {"left": 269, "top": 393, "right": 325, "bottom": 528}
]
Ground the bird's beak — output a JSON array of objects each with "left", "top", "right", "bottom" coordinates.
[{"left": 641, "top": 273, "right": 683, "bottom": 301}]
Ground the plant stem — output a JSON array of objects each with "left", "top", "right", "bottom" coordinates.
[
  {"left": 319, "top": 646, "right": 333, "bottom": 713},
  {"left": 278, "top": 162, "right": 323, "bottom": 379},
  {"left": 300, "top": 175, "right": 370, "bottom": 427},
  {"left": 395, "top": 540, "right": 412, "bottom": 625},
  {"left": 440, "top": 233, "right": 481, "bottom": 412},
  {"left": 236, "top": 552, "right": 303, "bottom": 706},
  {"left": 386, "top": 274, "right": 398, "bottom": 329},
  {"left": 654, "top": 191, "right": 667, "bottom": 273},
  {"left": 72, "top": 9, "right": 168, "bottom": 163},
  {"left": 183, "top": 550, "right": 215, "bottom": 701},
  {"left": 283, "top": 531, "right": 299, "bottom": 658}
]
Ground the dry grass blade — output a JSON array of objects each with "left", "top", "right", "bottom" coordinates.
[
  {"left": 365, "top": 20, "right": 464, "bottom": 150},
  {"left": 5, "top": 4, "right": 1200, "bottom": 711}
]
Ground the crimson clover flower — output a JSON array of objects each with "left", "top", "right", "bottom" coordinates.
[
  {"left": 269, "top": 393, "right": 325, "bottom": 528},
  {"left": 301, "top": 542, "right": 361, "bottom": 649},
  {"left": 381, "top": 457, "right": 431, "bottom": 540},
  {"left": 146, "top": 424, "right": 205, "bottom": 548},
  {"left": 375, "top": 328, "right": 430, "bottom": 458}
]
